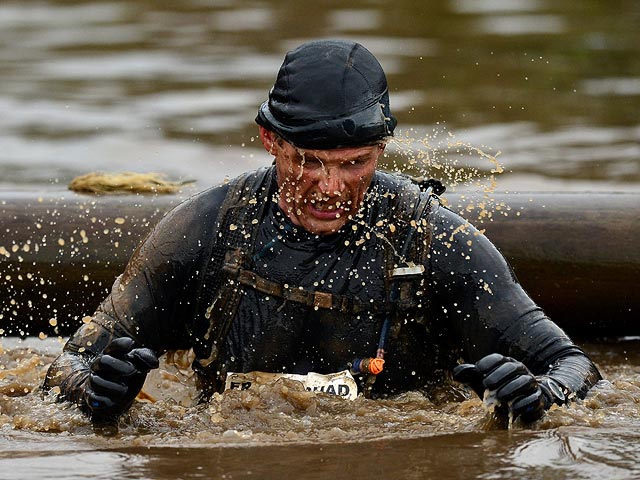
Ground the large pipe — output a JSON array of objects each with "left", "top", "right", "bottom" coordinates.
[
  {"left": 1, "top": 191, "right": 638, "bottom": 338},
  {"left": 445, "top": 192, "right": 639, "bottom": 338},
  {"left": 0, "top": 192, "right": 183, "bottom": 337}
]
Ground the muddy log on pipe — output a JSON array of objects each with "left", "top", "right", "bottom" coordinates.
[{"left": 1, "top": 191, "right": 638, "bottom": 338}]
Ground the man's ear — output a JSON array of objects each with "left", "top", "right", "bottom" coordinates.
[{"left": 258, "top": 126, "right": 278, "bottom": 154}]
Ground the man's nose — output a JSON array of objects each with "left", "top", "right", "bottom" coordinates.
[{"left": 318, "top": 168, "right": 345, "bottom": 196}]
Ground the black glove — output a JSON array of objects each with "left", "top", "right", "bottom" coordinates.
[
  {"left": 84, "top": 337, "right": 159, "bottom": 423},
  {"left": 453, "top": 353, "right": 565, "bottom": 424}
]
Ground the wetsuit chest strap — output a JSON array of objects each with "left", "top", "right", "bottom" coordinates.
[{"left": 222, "top": 248, "right": 390, "bottom": 314}]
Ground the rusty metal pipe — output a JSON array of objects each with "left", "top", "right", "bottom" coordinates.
[{"left": 1, "top": 191, "right": 638, "bottom": 338}]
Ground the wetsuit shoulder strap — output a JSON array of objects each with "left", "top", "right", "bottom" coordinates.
[
  {"left": 371, "top": 172, "right": 434, "bottom": 284},
  {"left": 191, "top": 167, "right": 274, "bottom": 394},
  {"left": 357, "top": 174, "right": 436, "bottom": 394},
  {"left": 195, "top": 166, "right": 274, "bottom": 310},
  {"left": 368, "top": 175, "right": 435, "bottom": 363}
]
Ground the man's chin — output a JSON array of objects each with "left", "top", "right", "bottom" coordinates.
[{"left": 304, "top": 221, "right": 347, "bottom": 235}]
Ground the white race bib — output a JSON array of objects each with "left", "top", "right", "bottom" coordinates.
[{"left": 225, "top": 370, "right": 358, "bottom": 400}]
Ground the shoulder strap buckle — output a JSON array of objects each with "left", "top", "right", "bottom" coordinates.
[{"left": 390, "top": 264, "right": 425, "bottom": 279}]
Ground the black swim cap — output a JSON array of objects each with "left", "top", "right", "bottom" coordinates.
[{"left": 256, "top": 39, "right": 397, "bottom": 149}]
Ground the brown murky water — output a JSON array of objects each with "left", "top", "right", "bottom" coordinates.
[
  {"left": 1, "top": 337, "right": 639, "bottom": 479},
  {"left": 1, "top": 0, "right": 639, "bottom": 478}
]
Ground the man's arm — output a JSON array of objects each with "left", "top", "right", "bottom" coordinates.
[
  {"left": 426, "top": 200, "right": 601, "bottom": 422},
  {"left": 42, "top": 186, "right": 228, "bottom": 421}
]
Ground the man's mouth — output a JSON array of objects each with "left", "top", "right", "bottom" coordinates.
[{"left": 308, "top": 200, "right": 347, "bottom": 219}]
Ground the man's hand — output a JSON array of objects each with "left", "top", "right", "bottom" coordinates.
[
  {"left": 453, "top": 353, "right": 552, "bottom": 424},
  {"left": 84, "top": 337, "right": 159, "bottom": 423}
]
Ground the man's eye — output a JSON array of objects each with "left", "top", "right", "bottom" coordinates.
[{"left": 305, "top": 158, "right": 323, "bottom": 167}]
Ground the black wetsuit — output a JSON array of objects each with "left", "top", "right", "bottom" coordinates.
[{"left": 43, "top": 167, "right": 601, "bottom": 405}]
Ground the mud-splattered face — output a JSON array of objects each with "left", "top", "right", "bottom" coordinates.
[{"left": 259, "top": 127, "right": 384, "bottom": 235}]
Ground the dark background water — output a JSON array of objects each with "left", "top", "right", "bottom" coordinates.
[{"left": 1, "top": 0, "right": 638, "bottom": 192}]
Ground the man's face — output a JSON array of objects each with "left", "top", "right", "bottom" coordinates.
[{"left": 259, "top": 127, "right": 383, "bottom": 235}]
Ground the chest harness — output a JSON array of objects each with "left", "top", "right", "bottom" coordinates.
[{"left": 189, "top": 166, "right": 441, "bottom": 399}]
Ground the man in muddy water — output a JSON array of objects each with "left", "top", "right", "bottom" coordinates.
[{"left": 43, "top": 39, "right": 601, "bottom": 425}]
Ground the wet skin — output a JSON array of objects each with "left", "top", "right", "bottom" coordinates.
[{"left": 259, "top": 126, "right": 384, "bottom": 235}]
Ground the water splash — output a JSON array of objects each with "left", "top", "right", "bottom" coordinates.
[
  {"left": 384, "top": 127, "right": 508, "bottom": 226},
  {"left": 1, "top": 339, "right": 638, "bottom": 444}
]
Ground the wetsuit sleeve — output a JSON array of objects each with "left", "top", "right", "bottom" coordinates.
[
  {"left": 42, "top": 185, "right": 229, "bottom": 405},
  {"left": 425, "top": 200, "right": 601, "bottom": 400}
]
